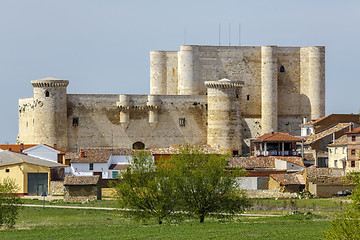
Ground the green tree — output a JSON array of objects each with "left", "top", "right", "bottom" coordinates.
[
  {"left": 168, "top": 145, "right": 251, "bottom": 223},
  {"left": 0, "top": 178, "right": 22, "bottom": 228},
  {"left": 323, "top": 171, "right": 360, "bottom": 239},
  {"left": 114, "top": 151, "right": 176, "bottom": 224}
]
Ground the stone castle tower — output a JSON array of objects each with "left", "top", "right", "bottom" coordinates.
[{"left": 18, "top": 45, "right": 325, "bottom": 153}]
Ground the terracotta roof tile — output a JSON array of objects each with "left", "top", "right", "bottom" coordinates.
[
  {"left": 0, "top": 144, "right": 37, "bottom": 153},
  {"left": 303, "top": 123, "right": 351, "bottom": 144},
  {"left": 228, "top": 157, "right": 275, "bottom": 169},
  {"left": 270, "top": 173, "right": 304, "bottom": 185},
  {"left": 346, "top": 126, "right": 360, "bottom": 134},
  {"left": 328, "top": 135, "right": 348, "bottom": 146},
  {"left": 66, "top": 147, "right": 133, "bottom": 163},
  {"left": 64, "top": 175, "right": 100, "bottom": 185},
  {"left": 252, "top": 132, "right": 302, "bottom": 142},
  {"left": 228, "top": 156, "right": 304, "bottom": 169}
]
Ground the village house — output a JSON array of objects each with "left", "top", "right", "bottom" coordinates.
[
  {"left": 65, "top": 148, "right": 132, "bottom": 179},
  {"left": 345, "top": 126, "right": 360, "bottom": 171},
  {"left": 327, "top": 135, "right": 347, "bottom": 169},
  {"left": 268, "top": 173, "right": 305, "bottom": 193},
  {"left": 0, "top": 150, "right": 65, "bottom": 195},
  {"left": 63, "top": 175, "right": 101, "bottom": 202},
  {"left": 250, "top": 132, "right": 302, "bottom": 157}
]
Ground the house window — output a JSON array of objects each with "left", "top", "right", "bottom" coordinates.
[
  {"left": 112, "top": 171, "right": 118, "bottom": 179},
  {"left": 351, "top": 161, "right": 356, "bottom": 167},
  {"left": 280, "top": 66, "right": 285, "bottom": 72},
  {"left": 352, "top": 136, "right": 356, "bottom": 142},
  {"left": 334, "top": 160, "right": 338, "bottom": 168},
  {"left": 89, "top": 163, "right": 94, "bottom": 170},
  {"left": 179, "top": 118, "right": 185, "bottom": 127},
  {"left": 45, "top": 91, "right": 50, "bottom": 97},
  {"left": 351, "top": 149, "right": 356, "bottom": 155},
  {"left": 5, "top": 169, "right": 9, "bottom": 173},
  {"left": 73, "top": 117, "right": 79, "bottom": 126}
]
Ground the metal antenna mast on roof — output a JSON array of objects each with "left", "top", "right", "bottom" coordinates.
[
  {"left": 229, "top": 23, "right": 231, "bottom": 46},
  {"left": 219, "top": 23, "right": 221, "bottom": 46},
  {"left": 239, "top": 23, "right": 241, "bottom": 46}
]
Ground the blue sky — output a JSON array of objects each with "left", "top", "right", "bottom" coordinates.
[{"left": 0, "top": 0, "right": 359, "bottom": 143}]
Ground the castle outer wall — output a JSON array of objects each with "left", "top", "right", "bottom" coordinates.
[{"left": 18, "top": 45, "right": 325, "bottom": 153}]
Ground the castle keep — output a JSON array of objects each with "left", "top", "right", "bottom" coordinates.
[{"left": 18, "top": 45, "right": 325, "bottom": 153}]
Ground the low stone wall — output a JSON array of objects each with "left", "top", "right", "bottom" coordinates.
[
  {"left": 246, "top": 190, "right": 299, "bottom": 199},
  {"left": 50, "top": 181, "right": 64, "bottom": 195},
  {"left": 64, "top": 185, "right": 100, "bottom": 202}
]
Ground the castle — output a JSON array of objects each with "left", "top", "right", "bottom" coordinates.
[{"left": 18, "top": 45, "right": 325, "bottom": 154}]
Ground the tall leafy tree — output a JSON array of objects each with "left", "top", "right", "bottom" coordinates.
[
  {"left": 0, "top": 178, "right": 22, "bottom": 228},
  {"left": 167, "top": 145, "right": 251, "bottom": 223},
  {"left": 114, "top": 151, "right": 176, "bottom": 224},
  {"left": 323, "top": 172, "right": 360, "bottom": 239}
]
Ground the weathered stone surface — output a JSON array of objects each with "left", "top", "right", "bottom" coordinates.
[{"left": 18, "top": 45, "right": 325, "bottom": 153}]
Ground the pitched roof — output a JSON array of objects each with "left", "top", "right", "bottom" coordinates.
[
  {"left": 0, "top": 144, "right": 65, "bottom": 154},
  {"left": 109, "top": 164, "right": 128, "bottom": 170},
  {"left": 66, "top": 147, "right": 133, "bottom": 163},
  {"left": 228, "top": 156, "right": 304, "bottom": 169},
  {"left": 303, "top": 123, "right": 351, "bottom": 144},
  {"left": 0, "top": 150, "right": 65, "bottom": 168},
  {"left": 252, "top": 132, "right": 302, "bottom": 142},
  {"left": 64, "top": 175, "right": 100, "bottom": 185},
  {"left": 270, "top": 173, "right": 305, "bottom": 185},
  {"left": 301, "top": 114, "right": 360, "bottom": 126},
  {"left": 328, "top": 135, "right": 348, "bottom": 146},
  {"left": 346, "top": 126, "right": 360, "bottom": 134},
  {"left": 150, "top": 144, "right": 221, "bottom": 155},
  {"left": 0, "top": 144, "right": 37, "bottom": 153}
]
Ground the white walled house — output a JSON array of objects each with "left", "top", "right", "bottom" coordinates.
[
  {"left": 65, "top": 148, "right": 132, "bottom": 179},
  {"left": 23, "top": 144, "right": 63, "bottom": 162}
]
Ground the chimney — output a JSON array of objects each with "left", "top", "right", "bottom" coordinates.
[
  {"left": 303, "top": 116, "right": 307, "bottom": 124},
  {"left": 53, "top": 143, "right": 57, "bottom": 149},
  {"left": 350, "top": 122, "right": 354, "bottom": 131},
  {"left": 20, "top": 143, "right": 24, "bottom": 153}
]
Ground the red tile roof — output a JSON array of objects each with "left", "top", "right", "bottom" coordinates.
[
  {"left": 270, "top": 173, "right": 304, "bottom": 185},
  {"left": 252, "top": 132, "right": 302, "bottom": 142},
  {"left": 346, "top": 126, "right": 360, "bottom": 134},
  {"left": 0, "top": 144, "right": 37, "bottom": 153},
  {"left": 64, "top": 175, "right": 100, "bottom": 185},
  {"left": 228, "top": 156, "right": 304, "bottom": 169},
  {"left": 66, "top": 147, "right": 133, "bottom": 163},
  {"left": 303, "top": 123, "right": 350, "bottom": 144}
]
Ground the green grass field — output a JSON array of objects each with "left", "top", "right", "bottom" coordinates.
[
  {"left": 0, "top": 207, "right": 330, "bottom": 240},
  {"left": 0, "top": 198, "right": 341, "bottom": 239}
]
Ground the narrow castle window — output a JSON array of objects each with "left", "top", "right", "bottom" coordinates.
[
  {"left": 73, "top": 117, "right": 79, "bottom": 126},
  {"left": 247, "top": 95, "right": 250, "bottom": 101},
  {"left": 280, "top": 66, "right": 285, "bottom": 72},
  {"left": 45, "top": 91, "right": 50, "bottom": 97},
  {"left": 179, "top": 118, "right": 186, "bottom": 127},
  {"left": 5, "top": 169, "right": 9, "bottom": 173}
]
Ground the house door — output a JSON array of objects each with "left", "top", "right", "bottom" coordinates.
[{"left": 28, "top": 173, "right": 48, "bottom": 195}]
